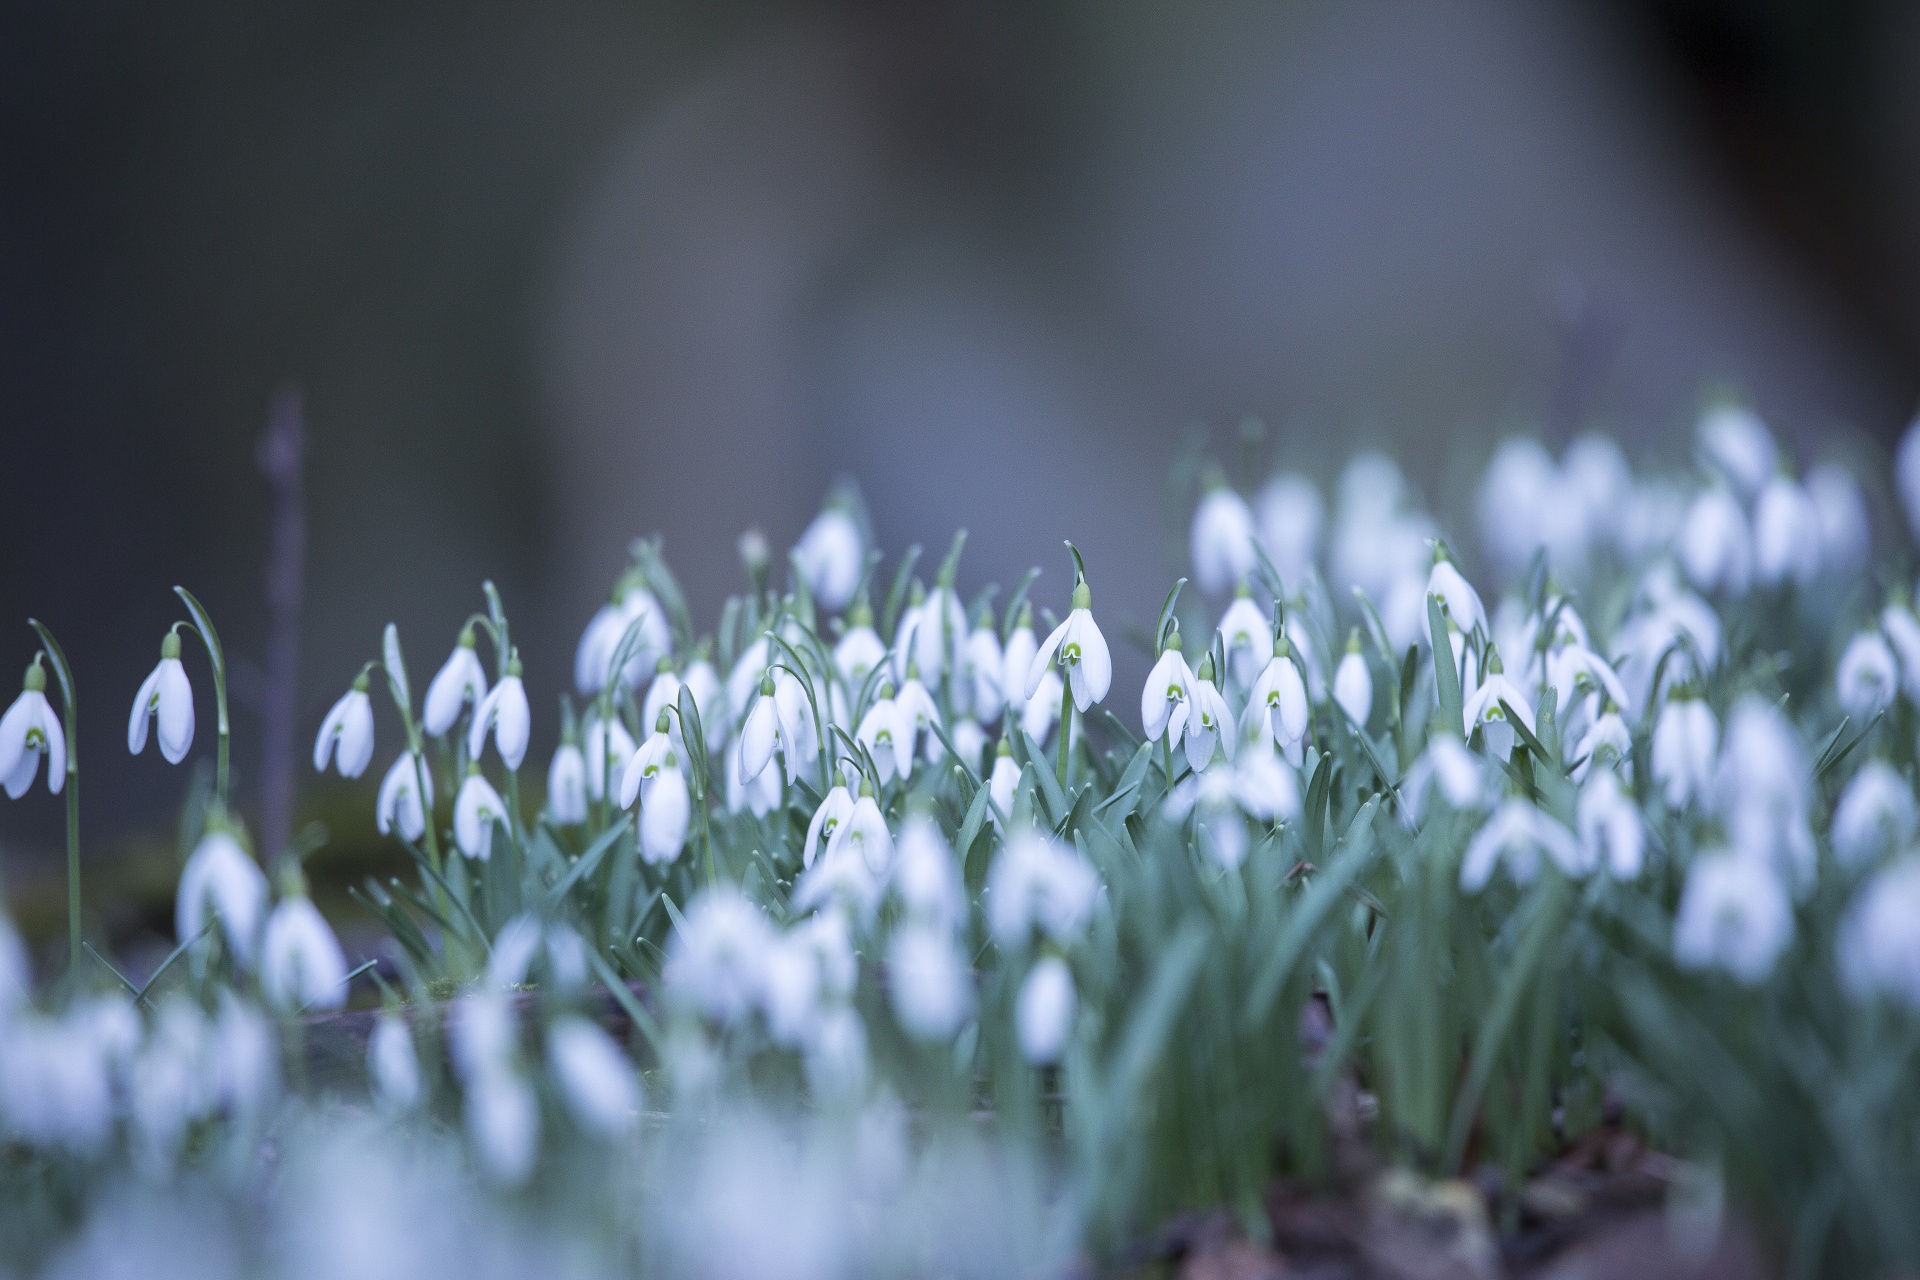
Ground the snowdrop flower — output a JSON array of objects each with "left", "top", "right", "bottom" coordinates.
[
  {"left": 1679, "top": 487, "right": 1753, "bottom": 596},
  {"left": 1564, "top": 433, "right": 1633, "bottom": 542},
  {"left": 834, "top": 598, "right": 889, "bottom": 686},
  {"left": 640, "top": 756, "right": 692, "bottom": 865},
  {"left": 422, "top": 629, "right": 488, "bottom": 736},
  {"left": 794, "top": 504, "right": 864, "bottom": 613},
  {"left": 1543, "top": 644, "right": 1631, "bottom": 735},
  {"left": 1256, "top": 472, "right": 1323, "bottom": 594},
  {"left": 1016, "top": 956, "right": 1076, "bottom": 1064},
  {"left": 128, "top": 630, "right": 194, "bottom": 763},
  {"left": 1217, "top": 588, "right": 1272, "bottom": 688},
  {"left": 1165, "top": 751, "right": 1300, "bottom": 869},
  {"left": 1183, "top": 657, "right": 1236, "bottom": 772},
  {"left": 944, "top": 717, "right": 988, "bottom": 773},
  {"left": 1, "top": 1012, "right": 117, "bottom": 1154},
  {"left": 725, "top": 739, "right": 782, "bottom": 816},
  {"left": 574, "top": 586, "right": 670, "bottom": 695},
  {"left": 1141, "top": 634, "right": 1195, "bottom": 748},
  {"left": 803, "top": 774, "right": 856, "bottom": 869},
  {"left": 547, "top": 1016, "right": 639, "bottom": 1137},
  {"left": 377, "top": 751, "right": 434, "bottom": 841},
  {"left": 1001, "top": 604, "right": 1039, "bottom": 716},
  {"left": 1697, "top": 404, "right": 1777, "bottom": 497},
  {"left": 1752, "top": 474, "right": 1821, "bottom": 590},
  {"left": 1612, "top": 567, "right": 1723, "bottom": 708},
  {"left": 544, "top": 740, "right": 587, "bottom": 826},
  {"left": 1427, "top": 552, "right": 1486, "bottom": 638},
  {"left": 1478, "top": 437, "right": 1560, "bottom": 577},
  {"left": 895, "top": 668, "right": 941, "bottom": 757},
  {"left": 664, "top": 885, "right": 775, "bottom": 1024},
  {"left": 1838, "top": 857, "right": 1920, "bottom": 1008},
  {"left": 1713, "top": 695, "right": 1814, "bottom": 893},
  {"left": 1246, "top": 632, "right": 1310, "bottom": 766},
  {"left": 176, "top": 827, "right": 267, "bottom": 964},
  {"left": 856, "top": 686, "right": 913, "bottom": 786},
  {"left": 1836, "top": 630, "right": 1898, "bottom": 720},
  {"left": 1333, "top": 632, "right": 1372, "bottom": 729},
  {"left": 0, "top": 656, "right": 65, "bottom": 798},
  {"left": 888, "top": 921, "right": 972, "bottom": 1041},
  {"left": 453, "top": 767, "right": 508, "bottom": 859},
  {"left": 737, "top": 675, "right": 780, "bottom": 782},
  {"left": 1333, "top": 454, "right": 1435, "bottom": 603},
  {"left": 261, "top": 886, "right": 350, "bottom": 1013},
  {"left": 725, "top": 635, "right": 771, "bottom": 720},
  {"left": 367, "top": 1011, "right": 422, "bottom": 1112},
  {"left": 795, "top": 838, "right": 885, "bottom": 926},
  {"left": 1399, "top": 735, "right": 1486, "bottom": 827},
  {"left": 127, "top": 996, "right": 213, "bottom": 1171},
  {"left": 1881, "top": 603, "right": 1920, "bottom": 704},
  {"left": 959, "top": 617, "right": 1005, "bottom": 724},
  {"left": 617, "top": 716, "right": 674, "bottom": 809},
  {"left": 903, "top": 579, "right": 968, "bottom": 686},
  {"left": 1898, "top": 416, "right": 1920, "bottom": 542},
  {"left": 582, "top": 712, "right": 635, "bottom": 803},
  {"left": 1576, "top": 770, "right": 1644, "bottom": 879},
  {"left": 1674, "top": 851, "right": 1792, "bottom": 984},
  {"left": 826, "top": 785, "right": 894, "bottom": 876},
  {"left": 1191, "top": 484, "right": 1258, "bottom": 595},
  {"left": 1830, "top": 760, "right": 1915, "bottom": 867},
  {"left": 1805, "top": 463, "right": 1869, "bottom": 576},
  {"left": 683, "top": 658, "right": 725, "bottom": 751},
  {"left": 988, "top": 736, "right": 1020, "bottom": 827},
  {"left": 1571, "top": 708, "right": 1631, "bottom": 782},
  {"left": 1460, "top": 799, "right": 1585, "bottom": 891},
  {"left": 892, "top": 815, "right": 965, "bottom": 928},
  {"left": 1026, "top": 577, "right": 1112, "bottom": 713},
  {"left": 641, "top": 660, "right": 687, "bottom": 750},
  {"left": 1461, "top": 651, "right": 1534, "bottom": 760},
  {"left": 1650, "top": 693, "right": 1717, "bottom": 809},
  {"left": 1023, "top": 669, "right": 1065, "bottom": 743},
  {"left": 449, "top": 991, "right": 539, "bottom": 1185},
  {"left": 211, "top": 993, "right": 278, "bottom": 1123},
  {"left": 770, "top": 666, "right": 819, "bottom": 783},
  {"left": 986, "top": 831, "right": 1098, "bottom": 947},
  {"left": 313, "top": 674, "right": 376, "bottom": 779},
  {"left": 803, "top": 1004, "right": 870, "bottom": 1099}
]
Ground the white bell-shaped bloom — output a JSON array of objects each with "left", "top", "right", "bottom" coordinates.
[
  {"left": 211, "top": 992, "right": 278, "bottom": 1125},
  {"left": 1650, "top": 695, "right": 1718, "bottom": 810},
  {"left": 617, "top": 725, "right": 673, "bottom": 810},
  {"left": 1836, "top": 631, "right": 1899, "bottom": 720},
  {"left": 1190, "top": 487, "right": 1258, "bottom": 595},
  {"left": 377, "top": 751, "right": 435, "bottom": 841},
  {"left": 961, "top": 623, "right": 1005, "bottom": 724},
  {"left": 1380, "top": 569, "right": 1430, "bottom": 655},
  {"left": 313, "top": 679, "right": 375, "bottom": 778},
  {"left": 988, "top": 739, "right": 1021, "bottom": 828},
  {"left": 1543, "top": 645, "right": 1631, "bottom": 729},
  {"left": 1023, "top": 669, "right": 1065, "bottom": 744},
  {"left": 128, "top": 634, "right": 194, "bottom": 764},
  {"left": 261, "top": 895, "right": 349, "bottom": 1012},
  {"left": 1805, "top": 463, "right": 1869, "bottom": 576},
  {"left": 1001, "top": 610, "right": 1039, "bottom": 714},
  {"left": 367, "top": 1011, "right": 422, "bottom": 1112},
  {"left": 1897, "top": 416, "right": 1920, "bottom": 543},
  {"left": 466, "top": 1063, "right": 540, "bottom": 1186},
  {"left": 900, "top": 586, "right": 967, "bottom": 686},
  {"left": 1256, "top": 472, "right": 1323, "bottom": 594},
  {"left": 946, "top": 717, "right": 989, "bottom": 773},
  {"left": 641, "top": 663, "right": 685, "bottom": 749},
  {"left": 1880, "top": 604, "right": 1920, "bottom": 704},
  {"left": 737, "top": 677, "right": 779, "bottom": 781},
  {"left": 770, "top": 667, "right": 819, "bottom": 783},
  {"left": 0, "top": 661, "right": 65, "bottom": 799},
  {"left": 724, "top": 636, "right": 770, "bottom": 720},
  {"left": 834, "top": 618, "right": 888, "bottom": 688},
  {"left": 986, "top": 831, "right": 1098, "bottom": 947},
  {"left": 1230, "top": 748, "right": 1303, "bottom": 824},
  {"left": 1427, "top": 557, "right": 1486, "bottom": 637},
  {"left": 891, "top": 815, "right": 965, "bottom": 928},
  {"left": 724, "top": 740, "right": 782, "bottom": 816},
  {"left": 1332, "top": 637, "right": 1373, "bottom": 730},
  {"left": 1571, "top": 710, "right": 1631, "bottom": 782},
  {"left": 760, "top": 933, "right": 824, "bottom": 1049},
  {"left": 1679, "top": 487, "right": 1753, "bottom": 596},
  {"left": 547, "top": 1016, "right": 639, "bottom": 1138},
  {"left": 639, "top": 760, "right": 692, "bottom": 865},
  {"left": 1462, "top": 659, "right": 1536, "bottom": 762},
  {"left": 1576, "top": 770, "right": 1644, "bottom": 879},
  {"left": 1027, "top": 585, "right": 1113, "bottom": 713},
  {"left": 176, "top": 828, "right": 267, "bottom": 964},
  {"left": 546, "top": 742, "right": 587, "bottom": 825},
  {"left": 1831, "top": 760, "right": 1916, "bottom": 868},
  {"left": 1564, "top": 433, "right": 1634, "bottom": 551},
  {"left": 1697, "top": 404, "right": 1777, "bottom": 496},
  {"left": 894, "top": 673, "right": 941, "bottom": 761},
  {"left": 1611, "top": 567, "right": 1723, "bottom": 708},
  {"left": 803, "top": 779, "right": 856, "bottom": 868},
  {"left": 1016, "top": 956, "right": 1076, "bottom": 1065},
  {"left": 1246, "top": 639, "right": 1310, "bottom": 765},
  {"left": 1398, "top": 735, "right": 1486, "bottom": 827},
  {"left": 794, "top": 838, "right": 884, "bottom": 926},
  {"left": 1217, "top": 592, "right": 1272, "bottom": 690},
  {"left": 579, "top": 712, "right": 634, "bottom": 805},
  {"left": 1477, "top": 437, "right": 1560, "bottom": 578},
  {"left": 1838, "top": 856, "right": 1920, "bottom": 1008},
  {"left": 1183, "top": 667, "right": 1236, "bottom": 772},
  {"left": 454, "top": 769, "right": 508, "bottom": 859},
  {"left": 467, "top": 667, "right": 530, "bottom": 771},
  {"left": 826, "top": 790, "right": 893, "bottom": 876},
  {"left": 1752, "top": 475, "right": 1821, "bottom": 590},
  {"left": 794, "top": 506, "right": 864, "bottom": 613},
  {"left": 1460, "top": 799, "right": 1584, "bottom": 891},
  {"left": 574, "top": 587, "right": 670, "bottom": 695},
  {"left": 683, "top": 659, "right": 725, "bottom": 753},
  {"left": 1141, "top": 641, "right": 1195, "bottom": 747},
  {"left": 888, "top": 921, "right": 972, "bottom": 1041},
  {"left": 856, "top": 689, "right": 913, "bottom": 785},
  {"left": 663, "top": 885, "right": 775, "bottom": 1024},
  {"left": 422, "top": 632, "right": 488, "bottom": 736},
  {"left": 1712, "top": 695, "right": 1815, "bottom": 894},
  {"left": 1674, "top": 851, "right": 1792, "bottom": 984},
  {"left": 1164, "top": 750, "right": 1300, "bottom": 868}
]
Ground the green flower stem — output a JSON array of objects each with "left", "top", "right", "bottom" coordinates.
[{"left": 1056, "top": 673, "right": 1072, "bottom": 787}]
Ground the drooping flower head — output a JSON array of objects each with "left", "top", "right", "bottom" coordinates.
[{"left": 128, "top": 630, "right": 194, "bottom": 764}]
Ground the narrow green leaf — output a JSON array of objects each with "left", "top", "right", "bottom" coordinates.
[
  {"left": 1243, "top": 811, "right": 1381, "bottom": 1027},
  {"left": 546, "top": 816, "right": 633, "bottom": 910},
  {"left": 881, "top": 544, "right": 923, "bottom": 643},
  {"left": 1428, "top": 594, "right": 1461, "bottom": 738}
]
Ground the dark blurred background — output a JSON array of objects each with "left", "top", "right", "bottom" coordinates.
[{"left": 3, "top": 0, "right": 1918, "bottom": 945}]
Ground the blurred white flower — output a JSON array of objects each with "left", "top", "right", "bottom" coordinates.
[
  {"left": 1830, "top": 760, "right": 1915, "bottom": 868},
  {"left": 1478, "top": 437, "right": 1559, "bottom": 577},
  {"left": 1256, "top": 473, "right": 1323, "bottom": 594},
  {"left": 377, "top": 751, "right": 434, "bottom": 842},
  {"left": 665, "top": 886, "right": 775, "bottom": 1025},
  {"left": 422, "top": 630, "right": 488, "bottom": 736},
  {"left": 1016, "top": 957, "right": 1076, "bottom": 1065},
  {"left": 794, "top": 506, "right": 864, "bottom": 614},
  {"left": 1838, "top": 856, "right": 1920, "bottom": 1008},
  {"left": 1897, "top": 416, "right": 1920, "bottom": 543},
  {"left": 1612, "top": 568, "right": 1721, "bottom": 709},
  {"left": 0, "top": 1011, "right": 116, "bottom": 1154},
  {"left": 895, "top": 674, "right": 941, "bottom": 762},
  {"left": 795, "top": 841, "right": 884, "bottom": 927},
  {"left": 1164, "top": 750, "right": 1300, "bottom": 869},
  {"left": 128, "top": 633, "right": 194, "bottom": 764},
  {"left": 1570, "top": 709, "right": 1631, "bottom": 782},
  {"left": 261, "top": 896, "right": 349, "bottom": 1013},
  {"left": 1881, "top": 603, "right": 1920, "bottom": 704},
  {"left": 313, "top": 678, "right": 376, "bottom": 779},
  {"left": 986, "top": 832, "right": 1098, "bottom": 947},
  {"left": 368, "top": 1012, "right": 422, "bottom": 1113},
  {"left": 1713, "top": 695, "right": 1814, "bottom": 894},
  {"left": 1333, "top": 453, "right": 1435, "bottom": 604},
  {"left": 803, "top": 1005, "right": 869, "bottom": 1100},
  {"left": 581, "top": 711, "right": 635, "bottom": 803},
  {"left": 1333, "top": 637, "right": 1372, "bottom": 730},
  {"left": 988, "top": 738, "right": 1021, "bottom": 828},
  {"left": 888, "top": 922, "right": 972, "bottom": 1042},
  {"left": 1190, "top": 487, "right": 1258, "bottom": 594},
  {"left": 1805, "top": 463, "right": 1869, "bottom": 575},
  {"left": 892, "top": 816, "right": 964, "bottom": 930},
  {"left": 176, "top": 828, "right": 267, "bottom": 964},
  {"left": 547, "top": 1016, "right": 640, "bottom": 1138},
  {"left": 546, "top": 741, "right": 587, "bottom": 825},
  {"left": 1399, "top": 735, "right": 1486, "bottom": 827},
  {"left": 574, "top": 587, "right": 670, "bottom": 695},
  {"left": 640, "top": 760, "right": 692, "bottom": 865},
  {"left": 1836, "top": 631, "right": 1898, "bottom": 720},
  {"left": 1650, "top": 695, "right": 1717, "bottom": 810},
  {"left": 1679, "top": 487, "right": 1752, "bottom": 596},
  {"left": 725, "top": 740, "right": 783, "bottom": 816},
  {"left": 1752, "top": 475, "right": 1821, "bottom": 590},
  {"left": 959, "top": 622, "right": 1005, "bottom": 725},
  {"left": 1564, "top": 433, "right": 1634, "bottom": 551},
  {"left": 1697, "top": 404, "right": 1777, "bottom": 497},
  {"left": 835, "top": 614, "right": 888, "bottom": 688},
  {"left": 212, "top": 993, "right": 278, "bottom": 1124},
  {"left": 1001, "top": 609, "right": 1039, "bottom": 722},
  {"left": 1427, "top": 557, "right": 1486, "bottom": 637},
  {"left": 826, "top": 792, "right": 893, "bottom": 877},
  {"left": 946, "top": 717, "right": 988, "bottom": 775},
  {"left": 1217, "top": 592, "right": 1272, "bottom": 688},
  {"left": 1674, "top": 852, "right": 1792, "bottom": 984},
  {"left": 466, "top": 1068, "right": 539, "bottom": 1186},
  {"left": 129, "top": 996, "right": 213, "bottom": 1171},
  {"left": 1460, "top": 799, "right": 1584, "bottom": 891},
  {"left": 0, "top": 658, "right": 65, "bottom": 799},
  {"left": 1027, "top": 585, "right": 1111, "bottom": 713},
  {"left": 1576, "top": 770, "right": 1643, "bottom": 879},
  {"left": 453, "top": 769, "right": 507, "bottom": 860}
]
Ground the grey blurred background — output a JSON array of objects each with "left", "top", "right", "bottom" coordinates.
[{"left": 3, "top": 0, "right": 1918, "bottom": 935}]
